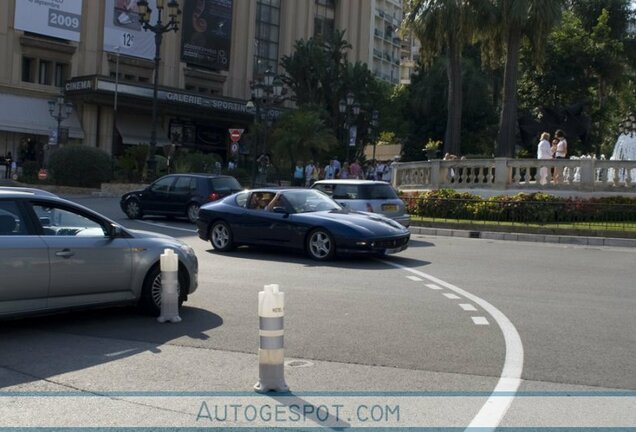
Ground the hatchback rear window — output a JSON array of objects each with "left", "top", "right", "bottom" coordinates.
[
  {"left": 358, "top": 184, "right": 399, "bottom": 200},
  {"left": 209, "top": 177, "right": 242, "bottom": 193}
]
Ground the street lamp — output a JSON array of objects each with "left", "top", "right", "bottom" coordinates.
[
  {"left": 247, "top": 67, "right": 285, "bottom": 187},
  {"left": 48, "top": 95, "right": 73, "bottom": 144},
  {"left": 370, "top": 110, "right": 380, "bottom": 161},
  {"left": 47, "top": 94, "right": 73, "bottom": 167},
  {"left": 137, "top": 0, "right": 181, "bottom": 180},
  {"left": 339, "top": 92, "right": 361, "bottom": 162}
]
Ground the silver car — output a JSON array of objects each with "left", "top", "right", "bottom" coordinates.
[
  {"left": 0, "top": 188, "right": 198, "bottom": 318},
  {"left": 311, "top": 180, "right": 411, "bottom": 227}
]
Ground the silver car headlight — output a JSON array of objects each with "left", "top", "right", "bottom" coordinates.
[{"left": 173, "top": 241, "right": 195, "bottom": 257}]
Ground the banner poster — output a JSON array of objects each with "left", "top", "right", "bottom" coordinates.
[
  {"left": 181, "top": 0, "right": 233, "bottom": 71},
  {"left": 103, "top": 0, "right": 159, "bottom": 59},
  {"left": 14, "top": 0, "right": 83, "bottom": 42}
]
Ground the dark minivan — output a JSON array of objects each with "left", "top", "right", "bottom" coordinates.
[{"left": 120, "top": 174, "right": 243, "bottom": 223}]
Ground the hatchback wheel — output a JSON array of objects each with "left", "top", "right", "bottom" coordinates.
[
  {"left": 124, "top": 199, "right": 143, "bottom": 219},
  {"left": 306, "top": 229, "right": 335, "bottom": 261},
  {"left": 187, "top": 203, "right": 200, "bottom": 223},
  {"left": 210, "top": 221, "right": 234, "bottom": 251},
  {"left": 139, "top": 265, "right": 185, "bottom": 316}
]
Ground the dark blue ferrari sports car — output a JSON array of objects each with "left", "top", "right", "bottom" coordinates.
[{"left": 196, "top": 188, "right": 410, "bottom": 260}]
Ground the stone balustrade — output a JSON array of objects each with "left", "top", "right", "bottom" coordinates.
[{"left": 393, "top": 158, "right": 636, "bottom": 193}]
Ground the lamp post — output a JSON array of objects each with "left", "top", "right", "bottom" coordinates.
[
  {"left": 370, "top": 109, "right": 379, "bottom": 162},
  {"left": 47, "top": 94, "right": 73, "bottom": 168},
  {"left": 338, "top": 92, "right": 361, "bottom": 163},
  {"left": 111, "top": 46, "right": 120, "bottom": 155},
  {"left": 247, "top": 67, "right": 284, "bottom": 187},
  {"left": 137, "top": 0, "right": 181, "bottom": 180}
]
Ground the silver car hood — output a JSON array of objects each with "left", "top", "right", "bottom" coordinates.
[{"left": 127, "top": 229, "right": 182, "bottom": 242}]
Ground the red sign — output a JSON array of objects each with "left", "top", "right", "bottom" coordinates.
[
  {"left": 229, "top": 129, "right": 243, "bottom": 142},
  {"left": 38, "top": 169, "right": 48, "bottom": 181}
]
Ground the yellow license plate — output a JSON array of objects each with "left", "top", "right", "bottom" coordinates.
[{"left": 382, "top": 204, "right": 397, "bottom": 212}]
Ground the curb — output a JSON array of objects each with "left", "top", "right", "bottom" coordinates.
[{"left": 409, "top": 226, "right": 636, "bottom": 248}]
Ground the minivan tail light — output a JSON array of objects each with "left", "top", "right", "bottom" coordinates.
[
  {"left": 208, "top": 192, "right": 220, "bottom": 202},
  {"left": 366, "top": 203, "right": 374, "bottom": 212}
]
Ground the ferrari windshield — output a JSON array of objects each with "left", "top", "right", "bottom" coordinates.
[{"left": 283, "top": 190, "right": 342, "bottom": 214}]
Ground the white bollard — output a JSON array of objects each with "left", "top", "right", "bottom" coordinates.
[
  {"left": 157, "top": 248, "right": 182, "bottom": 323},
  {"left": 254, "top": 284, "right": 289, "bottom": 393}
]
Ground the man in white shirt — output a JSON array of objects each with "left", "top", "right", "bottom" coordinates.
[{"left": 537, "top": 132, "right": 552, "bottom": 185}]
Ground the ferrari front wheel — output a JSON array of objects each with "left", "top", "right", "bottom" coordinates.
[{"left": 306, "top": 229, "right": 335, "bottom": 261}]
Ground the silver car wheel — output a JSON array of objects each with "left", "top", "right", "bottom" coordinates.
[
  {"left": 187, "top": 203, "right": 200, "bottom": 223},
  {"left": 308, "top": 230, "right": 334, "bottom": 260},
  {"left": 151, "top": 272, "right": 180, "bottom": 309}
]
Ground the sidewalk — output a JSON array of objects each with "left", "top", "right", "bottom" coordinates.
[
  {"left": 410, "top": 225, "right": 636, "bottom": 248},
  {"left": 1, "top": 328, "right": 631, "bottom": 429}
]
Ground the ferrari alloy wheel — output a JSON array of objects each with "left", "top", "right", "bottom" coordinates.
[
  {"left": 187, "top": 203, "right": 200, "bottom": 223},
  {"left": 307, "top": 229, "right": 335, "bottom": 261},
  {"left": 210, "top": 221, "right": 234, "bottom": 251},
  {"left": 125, "top": 199, "right": 142, "bottom": 219}
]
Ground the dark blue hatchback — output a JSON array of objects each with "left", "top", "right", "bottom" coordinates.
[{"left": 120, "top": 173, "right": 242, "bottom": 223}]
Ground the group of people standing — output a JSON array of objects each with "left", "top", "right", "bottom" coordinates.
[
  {"left": 537, "top": 129, "right": 568, "bottom": 184},
  {"left": 292, "top": 157, "right": 399, "bottom": 187}
]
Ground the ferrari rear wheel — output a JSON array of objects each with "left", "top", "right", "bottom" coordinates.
[
  {"left": 307, "top": 229, "right": 335, "bottom": 261},
  {"left": 210, "top": 220, "right": 234, "bottom": 251}
]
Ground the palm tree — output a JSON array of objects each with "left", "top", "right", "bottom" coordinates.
[
  {"left": 268, "top": 108, "right": 338, "bottom": 178},
  {"left": 405, "top": 0, "right": 477, "bottom": 156},
  {"left": 485, "top": 0, "right": 563, "bottom": 157}
]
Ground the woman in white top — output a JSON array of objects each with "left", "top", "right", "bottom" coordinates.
[
  {"left": 554, "top": 129, "right": 567, "bottom": 183},
  {"left": 537, "top": 132, "right": 552, "bottom": 185},
  {"left": 554, "top": 129, "right": 568, "bottom": 158}
]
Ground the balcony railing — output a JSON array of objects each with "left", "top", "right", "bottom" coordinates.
[{"left": 393, "top": 158, "right": 636, "bottom": 193}]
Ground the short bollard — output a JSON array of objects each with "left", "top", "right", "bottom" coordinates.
[
  {"left": 157, "top": 248, "right": 182, "bottom": 323},
  {"left": 254, "top": 284, "right": 288, "bottom": 393}
]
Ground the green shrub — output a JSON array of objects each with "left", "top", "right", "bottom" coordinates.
[
  {"left": 49, "top": 145, "right": 113, "bottom": 188},
  {"left": 114, "top": 145, "right": 148, "bottom": 182},
  {"left": 173, "top": 151, "right": 222, "bottom": 173},
  {"left": 400, "top": 189, "right": 636, "bottom": 224},
  {"left": 19, "top": 161, "right": 40, "bottom": 183}
]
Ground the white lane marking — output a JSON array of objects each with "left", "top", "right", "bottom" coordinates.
[
  {"left": 460, "top": 303, "right": 478, "bottom": 312},
  {"left": 425, "top": 283, "right": 443, "bottom": 290},
  {"left": 472, "top": 316, "right": 490, "bottom": 326},
  {"left": 407, "top": 276, "right": 422, "bottom": 282},
  {"left": 379, "top": 259, "right": 524, "bottom": 430},
  {"left": 135, "top": 220, "right": 197, "bottom": 233},
  {"left": 443, "top": 293, "right": 461, "bottom": 300}
]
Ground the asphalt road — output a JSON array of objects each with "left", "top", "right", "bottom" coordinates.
[{"left": 1, "top": 195, "right": 634, "bottom": 428}]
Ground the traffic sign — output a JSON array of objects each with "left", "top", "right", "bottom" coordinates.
[{"left": 229, "top": 128, "right": 244, "bottom": 142}]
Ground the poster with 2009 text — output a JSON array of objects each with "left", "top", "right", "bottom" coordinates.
[{"left": 14, "top": 0, "right": 83, "bottom": 42}]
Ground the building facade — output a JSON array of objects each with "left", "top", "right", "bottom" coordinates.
[{"left": 0, "top": 0, "right": 403, "bottom": 168}]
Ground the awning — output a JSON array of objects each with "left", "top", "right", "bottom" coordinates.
[
  {"left": 0, "top": 93, "right": 84, "bottom": 138},
  {"left": 116, "top": 114, "right": 171, "bottom": 147}
]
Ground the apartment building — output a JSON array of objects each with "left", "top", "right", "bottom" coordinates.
[{"left": 0, "top": 0, "right": 402, "bottom": 165}]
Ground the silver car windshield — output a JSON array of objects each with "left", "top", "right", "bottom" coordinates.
[{"left": 283, "top": 190, "right": 342, "bottom": 214}]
